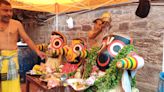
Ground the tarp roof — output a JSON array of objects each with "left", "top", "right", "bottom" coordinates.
[{"left": 9, "top": 0, "right": 135, "bottom": 14}]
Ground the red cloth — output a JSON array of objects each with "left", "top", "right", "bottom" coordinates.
[{"left": 62, "top": 63, "right": 78, "bottom": 74}]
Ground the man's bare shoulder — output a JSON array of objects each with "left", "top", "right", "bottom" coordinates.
[
  {"left": 10, "top": 19, "right": 24, "bottom": 32},
  {"left": 10, "top": 19, "right": 22, "bottom": 25}
]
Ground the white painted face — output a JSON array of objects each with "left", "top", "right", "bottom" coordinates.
[{"left": 48, "top": 35, "right": 64, "bottom": 50}]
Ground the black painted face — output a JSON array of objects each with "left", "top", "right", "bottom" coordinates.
[
  {"left": 97, "top": 50, "right": 111, "bottom": 71},
  {"left": 107, "top": 35, "right": 131, "bottom": 57},
  {"left": 96, "top": 35, "right": 132, "bottom": 71}
]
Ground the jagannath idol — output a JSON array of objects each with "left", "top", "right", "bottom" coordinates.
[
  {"left": 90, "top": 34, "right": 144, "bottom": 92},
  {"left": 97, "top": 34, "right": 133, "bottom": 71}
]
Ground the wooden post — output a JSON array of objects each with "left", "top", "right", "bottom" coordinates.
[{"left": 162, "top": 35, "right": 164, "bottom": 72}]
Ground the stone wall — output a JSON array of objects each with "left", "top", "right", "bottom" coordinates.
[{"left": 23, "top": 3, "right": 164, "bottom": 92}]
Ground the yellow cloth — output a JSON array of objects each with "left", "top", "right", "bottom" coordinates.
[{"left": 0, "top": 50, "right": 21, "bottom": 92}]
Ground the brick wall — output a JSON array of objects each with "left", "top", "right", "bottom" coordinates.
[{"left": 24, "top": 3, "right": 164, "bottom": 92}]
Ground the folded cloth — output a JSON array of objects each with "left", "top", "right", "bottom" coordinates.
[
  {"left": 0, "top": 52, "right": 18, "bottom": 80},
  {"left": 0, "top": 50, "right": 21, "bottom": 92}
]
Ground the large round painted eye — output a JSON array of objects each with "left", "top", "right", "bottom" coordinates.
[
  {"left": 98, "top": 53, "right": 110, "bottom": 66},
  {"left": 107, "top": 40, "right": 125, "bottom": 57},
  {"left": 96, "top": 51, "right": 111, "bottom": 71},
  {"left": 73, "top": 44, "right": 83, "bottom": 53},
  {"left": 51, "top": 38, "right": 63, "bottom": 49}
]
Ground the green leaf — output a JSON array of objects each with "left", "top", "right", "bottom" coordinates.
[{"left": 92, "top": 45, "right": 136, "bottom": 91}]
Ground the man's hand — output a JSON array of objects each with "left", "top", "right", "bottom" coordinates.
[{"left": 36, "top": 50, "right": 46, "bottom": 60}]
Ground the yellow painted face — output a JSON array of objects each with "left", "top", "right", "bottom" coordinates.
[{"left": 66, "top": 39, "right": 87, "bottom": 66}]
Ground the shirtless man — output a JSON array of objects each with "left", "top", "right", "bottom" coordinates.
[
  {"left": 0, "top": 1, "right": 45, "bottom": 57},
  {"left": 0, "top": 0, "right": 45, "bottom": 92}
]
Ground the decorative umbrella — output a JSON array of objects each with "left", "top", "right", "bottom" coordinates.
[{"left": 9, "top": 0, "right": 136, "bottom": 30}]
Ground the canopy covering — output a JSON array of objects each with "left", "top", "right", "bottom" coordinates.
[{"left": 9, "top": 0, "right": 132, "bottom": 14}]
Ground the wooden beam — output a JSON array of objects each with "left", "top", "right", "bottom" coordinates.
[{"left": 151, "top": 2, "right": 164, "bottom": 6}]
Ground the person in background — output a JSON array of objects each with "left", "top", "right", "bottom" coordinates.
[
  {"left": 0, "top": 0, "right": 46, "bottom": 92},
  {"left": 88, "top": 12, "right": 112, "bottom": 48},
  {"left": 88, "top": 18, "right": 103, "bottom": 39}
]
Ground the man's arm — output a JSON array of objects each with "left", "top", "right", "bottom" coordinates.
[
  {"left": 17, "top": 21, "right": 46, "bottom": 59},
  {"left": 88, "top": 28, "right": 102, "bottom": 39}
]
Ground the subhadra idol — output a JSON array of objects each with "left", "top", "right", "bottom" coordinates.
[{"left": 62, "top": 38, "right": 88, "bottom": 78}]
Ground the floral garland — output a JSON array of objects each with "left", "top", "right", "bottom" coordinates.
[
  {"left": 85, "top": 45, "right": 137, "bottom": 92},
  {"left": 82, "top": 47, "right": 100, "bottom": 79}
]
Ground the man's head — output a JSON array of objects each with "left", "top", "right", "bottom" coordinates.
[
  {"left": 93, "top": 18, "right": 103, "bottom": 30},
  {"left": 0, "top": 0, "right": 13, "bottom": 23}
]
